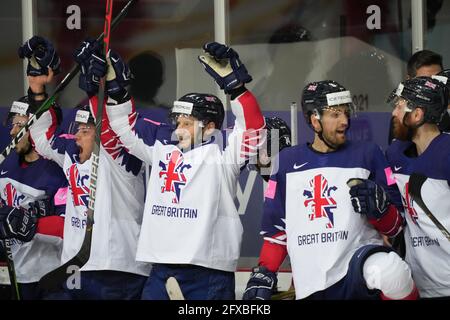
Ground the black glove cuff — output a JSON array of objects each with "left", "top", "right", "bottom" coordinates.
[
  {"left": 228, "top": 85, "right": 247, "bottom": 100},
  {"left": 108, "top": 88, "right": 130, "bottom": 105}
]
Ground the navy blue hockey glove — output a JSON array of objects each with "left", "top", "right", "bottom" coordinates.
[
  {"left": 0, "top": 206, "right": 37, "bottom": 242},
  {"left": 347, "top": 178, "right": 390, "bottom": 220},
  {"left": 28, "top": 199, "right": 55, "bottom": 218},
  {"left": 18, "top": 35, "right": 61, "bottom": 76},
  {"left": 243, "top": 266, "right": 277, "bottom": 300},
  {"left": 105, "top": 50, "right": 132, "bottom": 96},
  {"left": 74, "top": 38, "right": 105, "bottom": 95},
  {"left": 198, "top": 42, "right": 252, "bottom": 94}
]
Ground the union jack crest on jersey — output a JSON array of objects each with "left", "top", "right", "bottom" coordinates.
[
  {"left": 67, "top": 164, "right": 89, "bottom": 207},
  {"left": 303, "top": 174, "right": 337, "bottom": 228},
  {"left": 2, "top": 183, "right": 25, "bottom": 208},
  {"left": 403, "top": 182, "right": 419, "bottom": 225},
  {"left": 159, "top": 150, "right": 191, "bottom": 203}
]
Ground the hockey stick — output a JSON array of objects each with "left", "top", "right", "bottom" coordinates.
[
  {"left": 271, "top": 288, "right": 295, "bottom": 300},
  {"left": 1, "top": 240, "right": 20, "bottom": 300},
  {"left": 39, "top": 0, "right": 133, "bottom": 292},
  {"left": 0, "top": 0, "right": 138, "bottom": 166},
  {"left": 165, "top": 277, "right": 185, "bottom": 300},
  {"left": 408, "top": 173, "right": 450, "bottom": 241}
]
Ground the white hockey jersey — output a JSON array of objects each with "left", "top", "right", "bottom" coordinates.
[
  {"left": 106, "top": 91, "right": 264, "bottom": 272},
  {"left": 387, "top": 133, "right": 450, "bottom": 298},
  {"left": 30, "top": 102, "right": 151, "bottom": 276}
]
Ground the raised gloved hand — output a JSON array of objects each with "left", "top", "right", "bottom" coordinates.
[
  {"left": 105, "top": 50, "right": 132, "bottom": 96},
  {"left": 18, "top": 36, "right": 61, "bottom": 76},
  {"left": 28, "top": 198, "right": 55, "bottom": 217},
  {"left": 347, "top": 178, "right": 390, "bottom": 220},
  {"left": 242, "top": 266, "right": 277, "bottom": 300},
  {"left": 198, "top": 42, "right": 252, "bottom": 93},
  {"left": 73, "top": 38, "right": 106, "bottom": 96},
  {"left": 0, "top": 206, "right": 38, "bottom": 242},
  {"left": 74, "top": 38, "right": 131, "bottom": 97}
]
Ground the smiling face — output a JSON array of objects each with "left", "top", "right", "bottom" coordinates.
[
  {"left": 173, "top": 114, "right": 216, "bottom": 150},
  {"left": 74, "top": 122, "right": 95, "bottom": 163}
]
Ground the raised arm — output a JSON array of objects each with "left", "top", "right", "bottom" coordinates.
[
  {"left": 17, "top": 36, "right": 66, "bottom": 167},
  {"left": 198, "top": 42, "right": 265, "bottom": 171}
]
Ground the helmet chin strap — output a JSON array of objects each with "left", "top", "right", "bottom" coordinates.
[
  {"left": 315, "top": 121, "right": 340, "bottom": 151},
  {"left": 397, "top": 112, "right": 421, "bottom": 141}
]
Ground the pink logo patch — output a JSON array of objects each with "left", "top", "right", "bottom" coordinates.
[
  {"left": 307, "top": 84, "right": 317, "bottom": 91},
  {"left": 264, "top": 180, "right": 277, "bottom": 199},
  {"left": 54, "top": 187, "right": 68, "bottom": 206},
  {"left": 384, "top": 167, "right": 396, "bottom": 186}
]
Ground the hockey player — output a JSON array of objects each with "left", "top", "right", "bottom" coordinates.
[
  {"left": 435, "top": 69, "right": 450, "bottom": 132},
  {"left": 105, "top": 42, "right": 265, "bottom": 299},
  {"left": 244, "top": 80, "right": 418, "bottom": 300},
  {"left": 386, "top": 76, "right": 450, "bottom": 298},
  {"left": 0, "top": 35, "right": 67, "bottom": 299},
  {"left": 250, "top": 116, "right": 291, "bottom": 182},
  {"left": 24, "top": 37, "right": 151, "bottom": 299}
]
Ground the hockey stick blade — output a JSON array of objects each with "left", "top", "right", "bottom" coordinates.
[
  {"left": 408, "top": 173, "right": 450, "bottom": 242},
  {"left": 0, "top": 0, "right": 138, "bottom": 166},
  {"left": 166, "top": 277, "right": 185, "bottom": 300}
]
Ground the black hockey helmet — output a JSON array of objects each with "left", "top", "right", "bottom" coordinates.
[
  {"left": 68, "top": 104, "right": 96, "bottom": 135},
  {"left": 264, "top": 116, "right": 291, "bottom": 157},
  {"left": 5, "top": 95, "right": 62, "bottom": 128},
  {"left": 301, "top": 80, "right": 355, "bottom": 125},
  {"left": 75, "top": 104, "right": 96, "bottom": 124},
  {"left": 434, "top": 69, "right": 450, "bottom": 92},
  {"left": 387, "top": 76, "right": 448, "bottom": 124},
  {"left": 169, "top": 93, "right": 225, "bottom": 129}
]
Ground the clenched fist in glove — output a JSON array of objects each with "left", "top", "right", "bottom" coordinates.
[
  {"left": 0, "top": 206, "right": 38, "bottom": 242},
  {"left": 198, "top": 42, "right": 252, "bottom": 93},
  {"left": 347, "top": 178, "right": 390, "bottom": 220},
  {"left": 105, "top": 50, "right": 132, "bottom": 97},
  {"left": 18, "top": 35, "right": 61, "bottom": 76},
  {"left": 74, "top": 38, "right": 131, "bottom": 98},
  {"left": 73, "top": 38, "right": 106, "bottom": 96},
  {"left": 242, "top": 266, "right": 277, "bottom": 300}
]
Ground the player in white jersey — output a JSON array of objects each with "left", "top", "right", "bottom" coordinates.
[
  {"left": 244, "top": 80, "right": 418, "bottom": 300},
  {"left": 0, "top": 36, "right": 68, "bottom": 299},
  {"left": 105, "top": 42, "right": 265, "bottom": 299},
  {"left": 23, "top": 37, "right": 151, "bottom": 299},
  {"left": 386, "top": 76, "right": 450, "bottom": 298}
]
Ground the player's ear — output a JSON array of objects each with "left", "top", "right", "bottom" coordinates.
[
  {"left": 310, "top": 114, "right": 321, "bottom": 131},
  {"left": 414, "top": 107, "right": 426, "bottom": 123},
  {"left": 203, "top": 121, "right": 216, "bottom": 136}
]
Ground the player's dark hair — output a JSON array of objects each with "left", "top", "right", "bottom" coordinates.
[{"left": 407, "top": 50, "right": 443, "bottom": 78}]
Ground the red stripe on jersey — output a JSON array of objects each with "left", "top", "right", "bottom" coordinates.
[
  {"left": 36, "top": 216, "right": 64, "bottom": 239},
  {"left": 236, "top": 91, "right": 265, "bottom": 130},
  {"left": 259, "top": 237, "right": 288, "bottom": 273}
]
